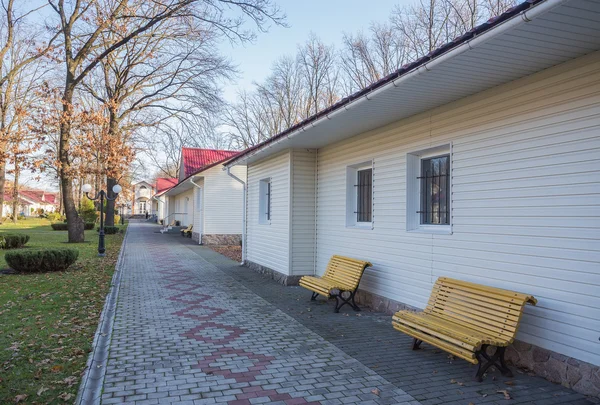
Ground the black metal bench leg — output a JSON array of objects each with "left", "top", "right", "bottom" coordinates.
[
  {"left": 474, "top": 345, "right": 511, "bottom": 381},
  {"left": 412, "top": 338, "right": 422, "bottom": 350},
  {"left": 350, "top": 291, "right": 360, "bottom": 311},
  {"left": 333, "top": 291, "right": 357, "bottom": 313},
  {"left": 497, "top": 347, "right": 513, "bottom": 377},
  {"left": 310, "top": 292, "right": 318, "bottom": 301}
]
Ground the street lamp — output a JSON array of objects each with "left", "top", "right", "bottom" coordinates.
[{"left": 83, "top": 183, "right": 122, "bottom": 257}]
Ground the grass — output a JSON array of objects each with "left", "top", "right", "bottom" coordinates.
[{"left": 0, "top": 218, "right": 127, "bottom": 404}]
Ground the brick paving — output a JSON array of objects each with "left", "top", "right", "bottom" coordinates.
[
  {"left": 179, "top": 239, "right": 598, "bottom": 405},
  {"left": 101, "top": 222, "right": 418, "bottom": 405}
]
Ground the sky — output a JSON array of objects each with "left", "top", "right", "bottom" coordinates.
[
  {"left": 19, "top": 0, "right": 413, "bottom": 191},
  {"left": 218, "top": 0, "right": 411, "bottom": 103}
]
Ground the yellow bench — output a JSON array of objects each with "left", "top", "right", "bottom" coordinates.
[
  {"left": 180, "top": 224, "right": 193, "bottom": 237},
  {"left": 299, "top": 255, "right": 372, "bottom": 313},
  {"left": 392, "top": 277, "right": 536, "bottom": 381}
]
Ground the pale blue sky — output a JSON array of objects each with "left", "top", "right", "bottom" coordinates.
[{"left": 219, "top": 0, "right": 412, "bottom": 102}]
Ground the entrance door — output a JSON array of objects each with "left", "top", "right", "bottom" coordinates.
[{"left": 139, "top": 201, "right": 146, "bottom": 213}]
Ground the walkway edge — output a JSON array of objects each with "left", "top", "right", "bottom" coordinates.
[{"left": 75, "top": 224, "right": 130, "bottom": 405}]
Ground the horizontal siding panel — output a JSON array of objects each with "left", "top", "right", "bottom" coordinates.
[
  {"left": 204, "top": 165, "right": 245, "bottom": 235},
  {"left": 246, "top": 151, "right": 290, "bottom": 274},
  {"left": 315, "top": 51, "right": 600, "bottom": 365}
]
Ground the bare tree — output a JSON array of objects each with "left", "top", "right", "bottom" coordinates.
[
  {"left": 340, "top": 22, "right": 407, "bottom": 94},
  {"left": 47, "top": 0, "right": 284, "bottom": 242},
  {"left": 0, "top": 0, "right": 55, "bottom": 223},
  {"left": 297, "top": 33, "right": 339, "bottom": 118}
]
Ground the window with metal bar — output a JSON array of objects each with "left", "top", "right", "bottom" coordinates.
[
  {"left": 259, "top": 178, "right": 271, "bottom": 224},
  {"left": 418, "top": 155, "right": 449, "bottom": 225},
  {"left": 356, "top": 168, "right": 372, "bottom": 223}
]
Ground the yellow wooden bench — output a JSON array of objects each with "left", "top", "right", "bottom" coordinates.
[
  {"left": 180, "top": 224, "right": 193, "bottom": 237},
  {"left": 392, "top": 277, "right": 536, "bottom": 381},
  {"left": 299, "top": 255, "right": 372, "bottom": 313}
]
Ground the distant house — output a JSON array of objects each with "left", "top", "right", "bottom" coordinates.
[
  {"left": 2, "top": 189, "right": 59, "bottom": 217},
  {"left": 131, "top": 181, "right": 155, "bottom": 215},
  {"left": 224, "top": 0, "right": 600, "bottom": 395},
  {"left": 162, "top": 148, "right": 246, "bottom": 245},
  {"left": 152, "top": 177, "right": 178, "bottom": 220}
]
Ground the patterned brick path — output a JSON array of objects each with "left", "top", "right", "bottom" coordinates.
[{"left": 101, "top": 222, "right": 419, "bottom": 404}]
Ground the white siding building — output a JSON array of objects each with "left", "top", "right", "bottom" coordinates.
[
  {"left": 225, "top": 0, "right": 600, "bottom": 396},
  {"left": 163, "top": 148, "right": 246, "bottom": 245}
]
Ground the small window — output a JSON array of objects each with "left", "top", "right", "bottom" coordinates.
[
  {"left": 356, "top": 168, "right": 372, "bottom": 223},
  {"left": 406, "top": 145, "right": 452, "bottom": 234},
  {"left": 419, "top": 155, "right": 450, "bottom": 225},
  {"left": 346, "top": 162, "right": 373, "bottom": 228},
  {"left": 259, "top": 178, "right": 271, "bottom": 224}
]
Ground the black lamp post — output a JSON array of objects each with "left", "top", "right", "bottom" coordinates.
[{"left": 83, "top": 183, "right": 122, "bottom": 257}]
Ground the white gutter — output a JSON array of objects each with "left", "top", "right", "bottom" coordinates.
[
  {"left": 224, "top": 0, "right": 567, "bottom": 168},
  {"left": 189, "top": 177, "right": 203, "bottom": 245},
  {"left": 225, "top": 167, "right": 246, "bottom": 265}
]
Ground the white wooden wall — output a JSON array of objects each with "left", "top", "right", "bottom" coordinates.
[
  {"left": 246, "top": 151, "right": 291, "bottom": 275},
  {"left": 315, "top": 52, "right": 600, "bottom": 365},
  {"left": 290, "top": 149, "right": 317, "bottom": 276},
  {"left": 203, "top": 165, "right": 246, "bottom": 235}
]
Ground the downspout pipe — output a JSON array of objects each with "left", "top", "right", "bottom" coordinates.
[
  {"left": 189, "top": 177, "right": 203, "bottom": 245},
  {"left": 226, "top": 167, "right": 246, "bottom": 266}
]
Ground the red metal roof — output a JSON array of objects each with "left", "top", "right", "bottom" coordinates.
[
  {"left": 20, "top": 190, "right": 59, "bottom": 205},
  {"left": 156, "top": 178, "right": 178, "bottom": 194},
  {"left": 181, "top": 148, "right": 239, "bottom": 178}
]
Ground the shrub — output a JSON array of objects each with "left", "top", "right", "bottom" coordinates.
[
  {"left": 0, "top": 234, "right": 30, "bottom": 249},
  {"left": 114, "top": 214, "right": 121, "bottom": 225},
  {"left": 98, "top": 226, "right": 120, "bottom": 235},
  {"left": 17, "top": 215, "right": 26, "bottom": 220},
  {"left": 51, "top": 222, "right": 94, "bottom": 231},
  {"left": 46, "top": 212, "right": 63, "bottom": 222},
  {"left": 5, "top": 248, "right": 79, "bottom": 273},
  {"left": 78, "top": 198, "right": 98, "bottom": 223}
]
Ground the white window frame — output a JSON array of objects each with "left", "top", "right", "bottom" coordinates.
[
  {"left": 258, "top": 177, "right": 271, "bottom": 225},
  {"left": 406, "top": 144, "right": 452, "bottom": 234},
  {"left": 346, "top": 160, "right": 374, "bottom": 229}
]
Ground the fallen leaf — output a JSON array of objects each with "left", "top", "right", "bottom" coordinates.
[
  {"left": 14, "top": 394, "right": 28, "bottom": 403},
  {"left": 371, "top": 388, "right": 380, "bottom": 396},
  {"left": 37, "top": 386, "right": 49, "bottom": 396},
  {"left": 505, "top": 380, "right": 514, "bottom": 386},
  {"left": 450, "top": 379, "right": 457, "bottom": 384},
  {"left": 497, "top": 390, "right": 512, "bottom": 400},
  {"left": 58, "top": 392, "right": 73, "bottom": 401},
  {"left": 51, "top": 365, "right": 63, "bottom": 373}
]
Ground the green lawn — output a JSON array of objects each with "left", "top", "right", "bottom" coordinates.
[{"left": 0, "top": 218, "right": 127, "bottom": 404}]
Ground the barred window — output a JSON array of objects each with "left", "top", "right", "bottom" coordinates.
[
  {"left": 356, "top": 168, "right": 372, "bottom": 223},
  {"left": 419, "top": 155, "right": 450, "bottom": 225},
  {"left": 259, "top": 178, "right": 271, "bottom": 224}
]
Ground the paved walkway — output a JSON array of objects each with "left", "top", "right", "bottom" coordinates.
[
  {"left": 101, "top": 223, "right": 417, "bottom": 404},
  {"left": 99, "top": 222, "right": 597, "bottom": 405}
]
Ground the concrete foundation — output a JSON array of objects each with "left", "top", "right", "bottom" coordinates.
[{"left": 244, "top": 260, "right": 302, "bottom": 286}]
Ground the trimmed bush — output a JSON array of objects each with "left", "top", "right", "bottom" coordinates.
[
  {"left": 5, "top": 248, "right": 79, "bottom": 273},
  {"left": 0, "top": 234, "right": 30, "bottom": 249},
  {"left": 51, "top": 222, "right": 95, "bottom": 231},
  {"left": 98, "top": 226, "right": 120, "bottom": 234}
]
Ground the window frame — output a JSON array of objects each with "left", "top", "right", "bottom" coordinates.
[
  {"left": 258, "top": 177, "right": 272, "bottom": 225},
  {"left": 406, "top": 145, "right": 452, "bottom": 234},
  {"left": 346, "top": 161, "right": 374, "bottom": 229}
]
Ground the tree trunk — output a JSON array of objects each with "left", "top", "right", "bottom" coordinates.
[
  {"left": 60, "top": 85, "right": 85, "bottom": 243},
  {"left": 11, "top": 159, "right": 19, "bottom": 223},
  {"left": 105, "top": 177, "right": 116, "bottom": 226},
  {"left": 0, "top": 159, "right": 5, "bottom": 223}
]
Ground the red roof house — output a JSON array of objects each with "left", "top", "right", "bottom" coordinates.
[
  {"left": 180, "top": 148, "right": 239, "bottom": 180},
  {"left": 155, "top": 178, "right": 178, "bottom": 195}
]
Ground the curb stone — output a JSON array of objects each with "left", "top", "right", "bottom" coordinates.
[{"left": 75, "top": 225, "right": 129, "bottom": 405}]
